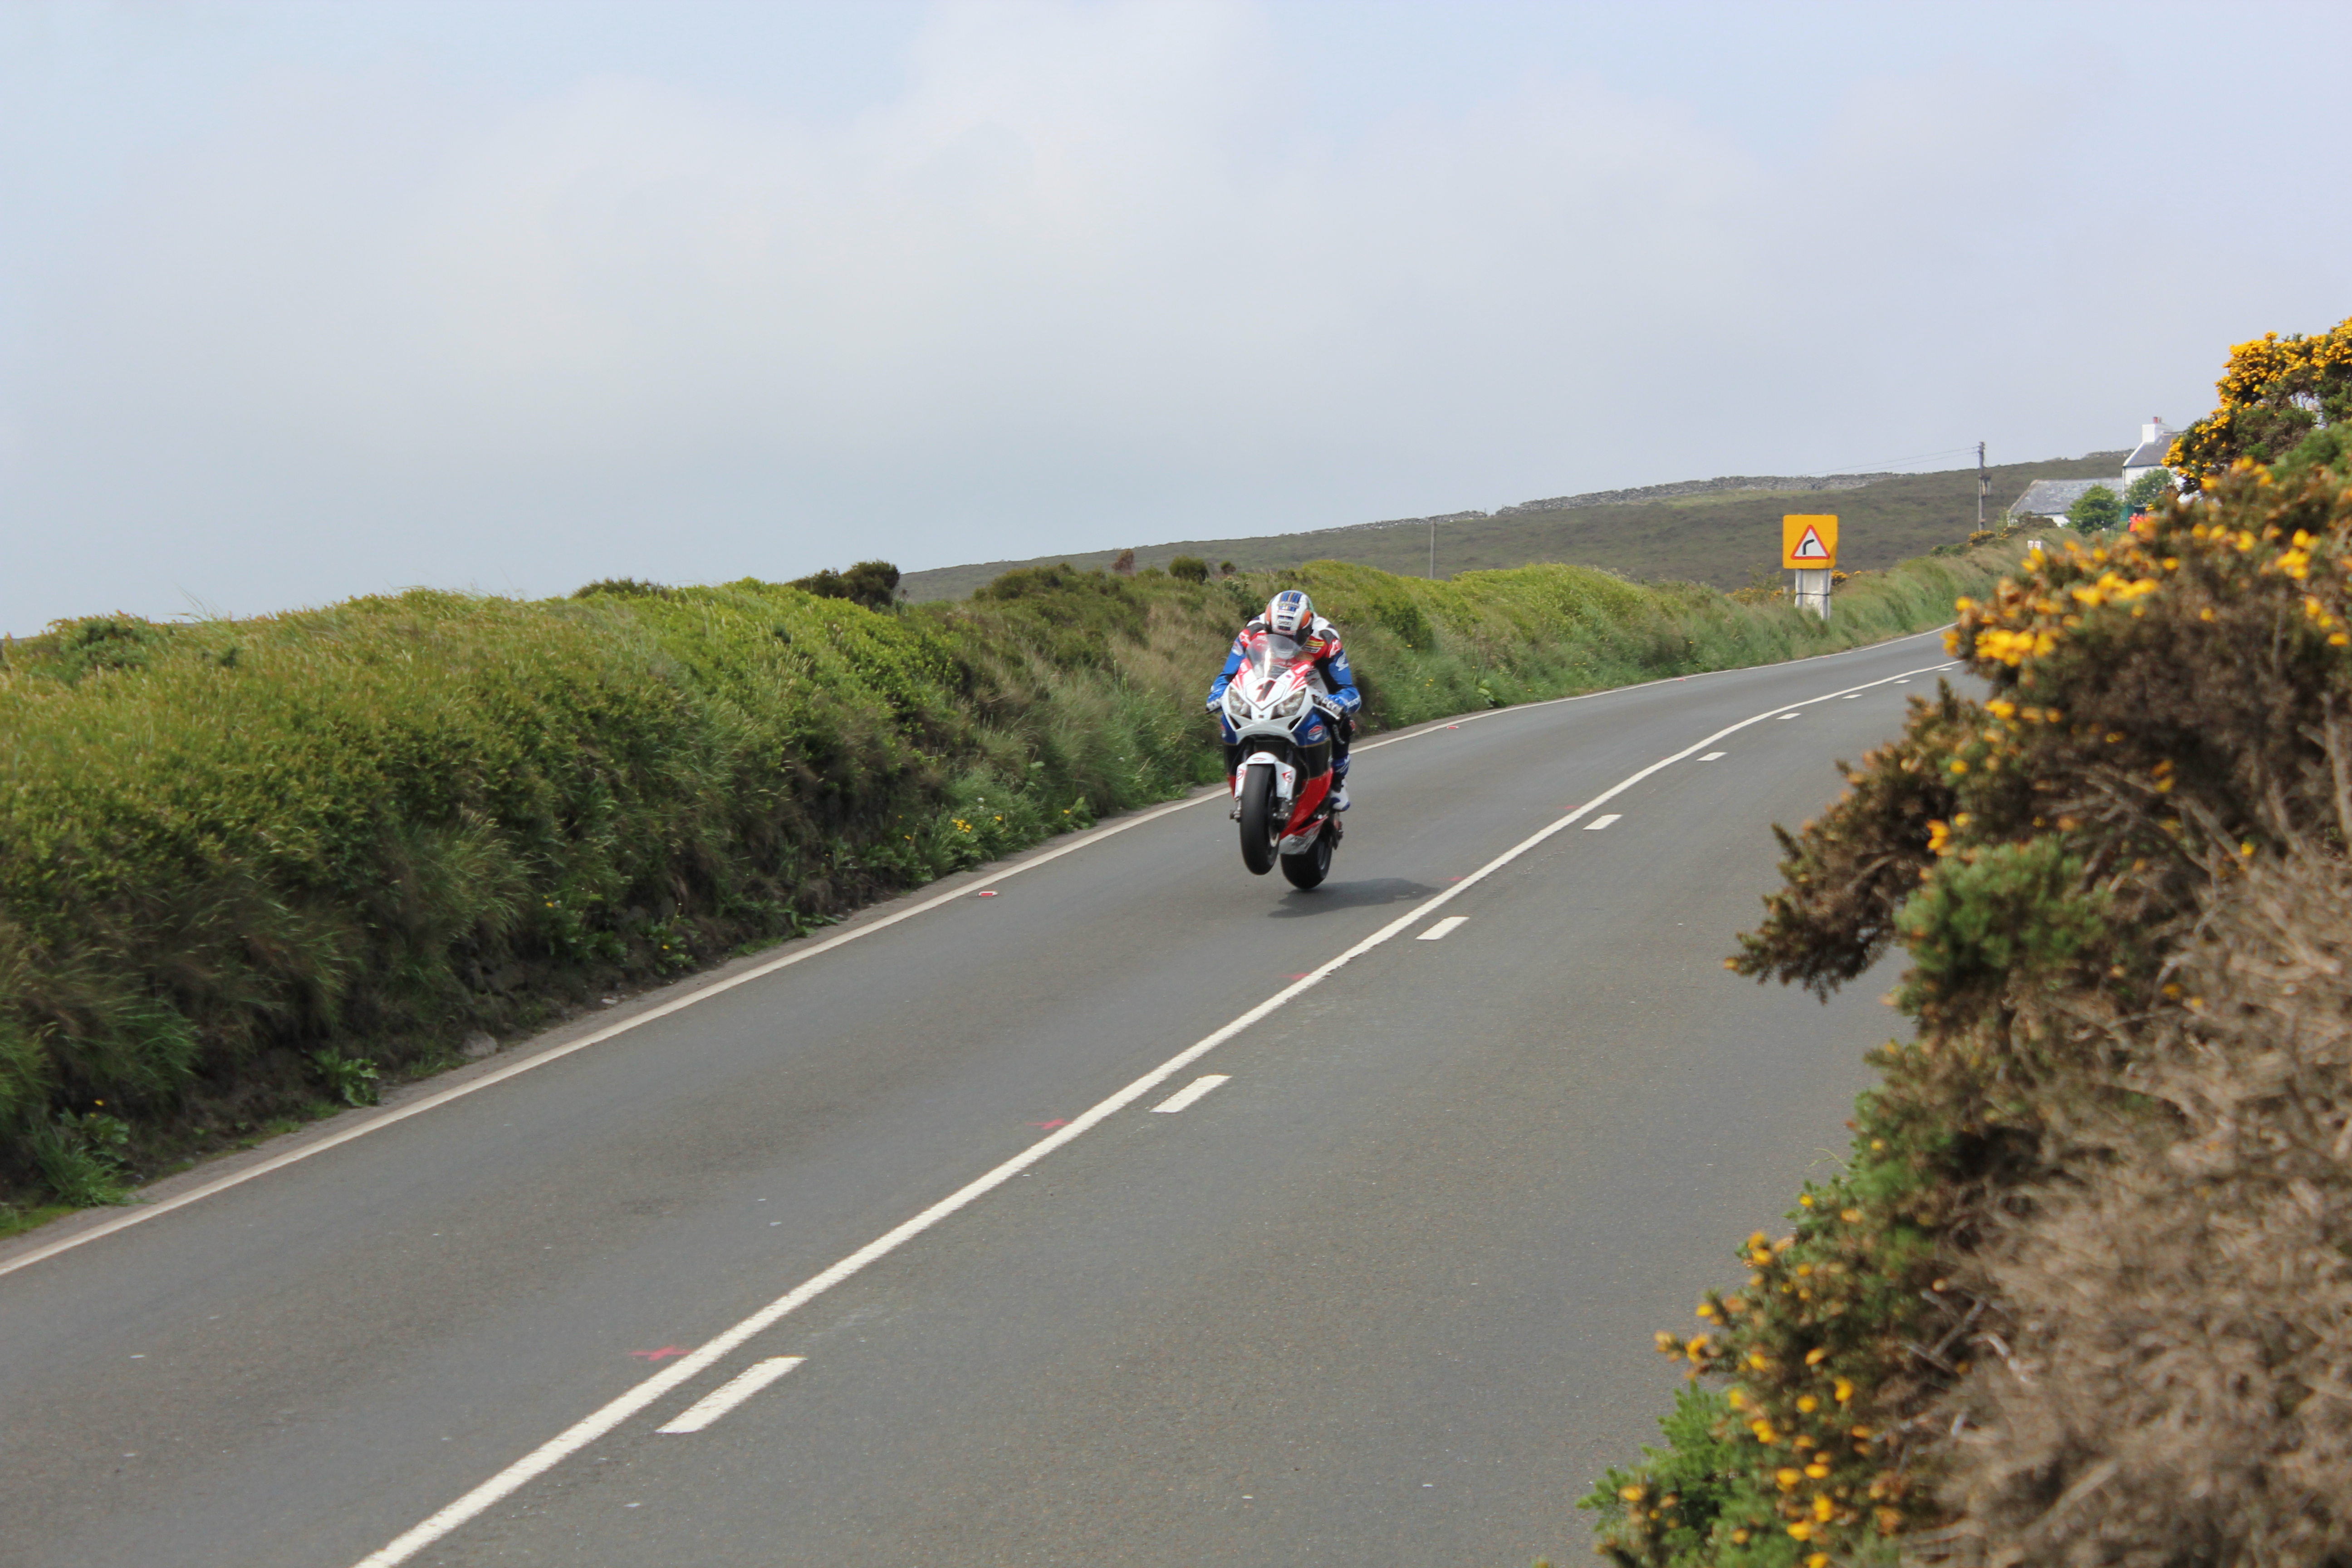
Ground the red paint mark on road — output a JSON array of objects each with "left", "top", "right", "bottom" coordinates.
[
  {"left": 976, "top": 890, "right": 998, "bottom": 897},
  {"left": 1446, "top": 724, "right": 1460, "bottom": 730},
  {"left": 1284, "top": 973, "right": 1311, "bottom": 980},
  {"left": 1447, "top": 876, "right": 1466, "bottom": 882},
  {"left": 1027, "top": 1119, "right": 1069, "bottom": 1130},
  {"left": 629, "top": 1347, "right": 687, "bottom": 1362}
]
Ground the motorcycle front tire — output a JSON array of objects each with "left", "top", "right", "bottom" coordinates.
[
  {"left": 1238, "top": 765, "right": 1279, "bottom": 875},
  {"left": 1279, "top": 821, "right": 1333, "bottom": 889}
]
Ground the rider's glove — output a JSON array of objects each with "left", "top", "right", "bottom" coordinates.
[{"left": 1312, "top": 693, "right": 1345, "bottom": 719}]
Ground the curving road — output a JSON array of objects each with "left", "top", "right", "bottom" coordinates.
[{"left": 0, "top": 630, "right": 1954, "bottom": 1568}]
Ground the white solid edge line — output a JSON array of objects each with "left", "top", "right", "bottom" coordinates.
[
  {"left": 346, "top": 653, "right": 1956, "bottom": 1568},
  {"left": 1584, "top": 814, "right": 1622, "bottom": 831},
  {"left": 5, "top": 633, "right": 1961, "bottom": 1282},
  {"left": 654, "top": 1357, "right": 804, "bottom": 1435},
  {"left": 1415, "top": 916, "right": 1470, "bottom": 941},
  {"left": 1147, "top": 1074, "right": 1231, "bottom": 1114}
]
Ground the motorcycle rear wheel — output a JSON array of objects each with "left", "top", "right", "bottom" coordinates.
[
  {"left": 1279, "top": 822, "right": 1333, "bottom": 889},
  {"left": 1238, "top": 766, "right": 1279, "bottom": 875}
]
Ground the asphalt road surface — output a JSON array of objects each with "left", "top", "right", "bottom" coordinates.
[{"left": 0, "top": 629, "right": 1958, "bottom": 1568}]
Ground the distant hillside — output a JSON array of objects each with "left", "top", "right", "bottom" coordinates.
[{"left": 900, "top": 453, "right": 2127, "bottom": 600}]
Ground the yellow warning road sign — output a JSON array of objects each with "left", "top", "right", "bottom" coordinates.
[{"left": 1783, "top": 514, "right": 1838, "bottom": 569}]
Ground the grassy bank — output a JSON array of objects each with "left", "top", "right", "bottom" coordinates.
[{"left": 0, "top": 545, "right": 2009, "bottom": 1223}]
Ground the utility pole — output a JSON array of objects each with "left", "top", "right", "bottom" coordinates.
[{"left": 1977, "top": 441, "right": 1989, "bottom": 529}]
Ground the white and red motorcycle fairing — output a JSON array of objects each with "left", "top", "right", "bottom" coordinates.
[{"left": 1217, "top": 628, "right": 1344, "bottom": 889}]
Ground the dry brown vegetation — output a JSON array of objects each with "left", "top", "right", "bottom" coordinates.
[{"left": 1945, "top": 841, "right": 2352, "bottom": 1567}]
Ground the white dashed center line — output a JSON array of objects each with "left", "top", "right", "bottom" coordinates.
[
  {"left": 1584, "top": 814, "right": 1622, "bottom": 830},
  {"left": 656, "top": 1358, "right": 804, "bottom": 1435},
  {"left": 1148, "top": 1075, "right": 1230, "bottom": 1114},
  {"left": 1416, "top": 916, "right": 1469, "bottom": 941},
  {"left": 1775, "top": 712, "right": 1800, "bottom": 720},
  {"left": 1698, "top": 752, "right": 1726, "bottom": 762}
]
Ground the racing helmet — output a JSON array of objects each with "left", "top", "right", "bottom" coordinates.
[{"left": 1265, "top": 590, "right": 1313, "bottom": 639}]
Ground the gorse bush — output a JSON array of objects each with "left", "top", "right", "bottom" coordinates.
[
  {"left": 1584, "top": 331, "right": 2352, "bottom": 1567},
  {"left": 2169, "top": 316, "right": 2352, "bottom": 485},
  {"left": 0, "top": 549, "right": 1999, "bottom": 1213}
]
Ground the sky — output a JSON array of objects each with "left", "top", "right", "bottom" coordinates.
[{"left": 4, "top": 0, "right": 2348, "bottom": 632}]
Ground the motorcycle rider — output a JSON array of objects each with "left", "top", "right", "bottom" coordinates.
[{"left": 1207, "top": 589, "right": 1362, "bottom": 811}]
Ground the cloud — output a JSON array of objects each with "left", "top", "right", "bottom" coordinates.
[{"left": 4, "top": 0, "right": 2346, "bottom": 630}]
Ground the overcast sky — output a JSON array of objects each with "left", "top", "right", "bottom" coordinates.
[{"left": 4, "top": 0, "right": 2347, "bottom": 632}]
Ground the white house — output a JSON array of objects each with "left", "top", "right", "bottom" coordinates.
[
  {"left": 2009, "top": 419, "right": 2177, "bottom": 524},
  {"left": 2122, "top": 418, "right": 2176, "bottom": 489}
]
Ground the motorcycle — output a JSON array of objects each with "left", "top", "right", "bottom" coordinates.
[{"left": 1217, "top": 628, "right": 1346, "bottom": 888}]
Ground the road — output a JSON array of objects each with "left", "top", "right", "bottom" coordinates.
[{"left": 0, "top": 629, "right": 1953, "bottom": 1568}]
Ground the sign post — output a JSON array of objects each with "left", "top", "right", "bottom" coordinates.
[{"left": 1782, "top": 514, "right": 1838, "bottom": 620}]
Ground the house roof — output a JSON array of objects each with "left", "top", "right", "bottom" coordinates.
[
  {"left": 2125, "top": 437, "right": 2173, "bottom": 469},
  {"left": 2012, "top": 478, "right": 2119, "bottom": 517}
]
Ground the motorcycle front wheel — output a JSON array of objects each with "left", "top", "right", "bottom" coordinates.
[
  {"left": 1279, "top": 822, "right": 1333, "bottom": 889},
  {"left": 1238, "top": 765, "right": 1279, "bottom": 875}
]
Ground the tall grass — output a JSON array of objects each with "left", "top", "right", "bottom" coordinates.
[{"left": 0, "top": 548, "right": 2009, "bottom": 1209}]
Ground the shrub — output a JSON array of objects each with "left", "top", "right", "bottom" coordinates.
[
  {"left": 1168, "top": 555, "right": 1210, "bottom": 583},
  {"left": 1586, "top": 358, "right": 2352, "bottom": 1565},
  {"left": 26, "top": 1111, "right": 132, "bottom": 1207},
  {"left": 2064, "top": 484, "right": 2120, "bottom": 530},
  {"left": 309, "top": 1050, "right": 380, "bottom": 1107},
  {"left": 790, "top": 560, "right": 902, "bottom": 612},
  {"left": 2122, "top": 468, "right": 2175, "bottom": 512},
  {"left": 571, "top": 578, "right": 671, "bottom": 600}
]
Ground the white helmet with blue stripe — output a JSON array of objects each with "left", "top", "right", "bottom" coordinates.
[{"left": 1265, "top": 590, "right": 1313, "bottom": 639}]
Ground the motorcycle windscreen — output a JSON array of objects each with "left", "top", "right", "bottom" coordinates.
[{"left": 1244, "top": 633, "right": 1304, "bottom": 690}]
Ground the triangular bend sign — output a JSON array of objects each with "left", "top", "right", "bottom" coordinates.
[{"left": 1790, "top": 525, "right": 1829, "bottom": 562}]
